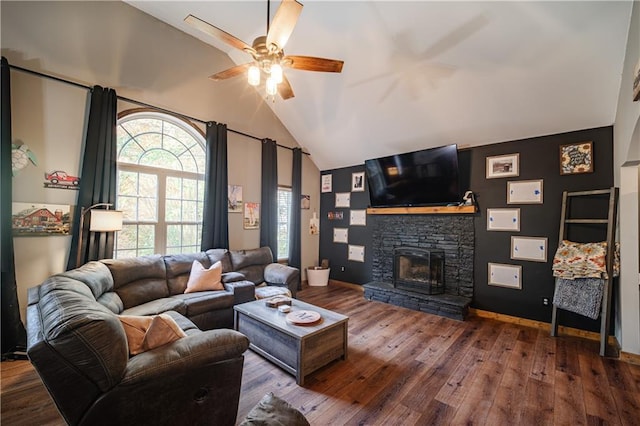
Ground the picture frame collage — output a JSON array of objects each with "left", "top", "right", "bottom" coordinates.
[
  {"left": 324, "top": 171, "right": 367, "bottom": 263},
  {"left": 484, "top": 153, "right": 550, "bottom": 290}
]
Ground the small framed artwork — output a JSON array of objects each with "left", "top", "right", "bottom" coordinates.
[
  {"left": 327, "top": 211, "right": 344, "bottom": 220},
  {"left": 335, "top": 192, "right": 351, "bottom": 208},
  {"left": 487, "top": 208, "right": 520, "bottom": 231},
  {"left": 350, "top": 209, "right": 367, "bottom": 226},
  {"left": 243, "top": 202, "right": 260, "bottom": 229},
  {"left": 228, "top": 185, "right": 243, "bottom": 213},
  {"left": 560, "top": 142, "right": 593, "bottom": 175},
  {"left": 511, "top": 236, "right": 548, "bottom": 262},
  {"left": 352, "top": 172, "right": 365, "bottom": 192},
  {"left": 333, "top": 227, "right": 348, "bottom": 244},
  {"left": 486, "top": 153, "right": 519, "bottom": 179},
  {"left": 12, "top": 202, "right": 73, "bottom": 236},
  {"left": 507, "top": 179, "right": 543, "bottom": 204},
  {"left": 321, "top": 174, "right": 332, "bottom": 193},
  {"left": 488, "top": 263, "right": 522, "bottom": 289},
  {"left": 348, "top": 245, "right": 365, "bottom": 262},
  {"left": 301, "top": 194, "right": 310, "bottom": 210}
]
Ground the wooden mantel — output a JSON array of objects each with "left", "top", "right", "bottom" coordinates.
[{"left": 366, "top": 205, "right": 477, "bottom": 215}]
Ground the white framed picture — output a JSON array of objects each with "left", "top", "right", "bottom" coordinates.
[
  {"left": 352, "top": 172, "right": 365, "bottom": 192},
  {"left": 333, "top": 227, "right": 348, "bottom": 244},
  {"left": 348, "top": 245, "right": 365, "bottom": 262},
  {"left": 335, "top": 192, "right": 351, "bottom": 208},
  {"left": 228, "top": 184, "right": 243, "bottom": 213},
  {"left": 511, "top": 236, "right": 547, "bottom": 262},
  {"left": 488, "top": 263, "right": 522, "bottom": 289},
  {"left": 487, "top": 208, "right": 520, "bottom": 231},
  {"left": 321, "top": 174, "right": 332, "bottom": 193},
  {"left": 486, "top": 153, "right": 519, "bottom": 179},
  {"left": 507, "top": 180, "right": 543, "bottom": 204},
  {"left": 350, "top": 209, "right": 367, "bottom": 226}
]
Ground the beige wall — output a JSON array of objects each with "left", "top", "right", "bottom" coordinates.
[
  {"left": 2, "top": 1, "right": 320, "bottom": 322},
  {"left": 614, "top": 0, "right": 640, "bottom": 355}
]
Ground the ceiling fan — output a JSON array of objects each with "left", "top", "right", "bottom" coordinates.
[{"left": 184, "top": 0, "right": 344, "bottom": 100}]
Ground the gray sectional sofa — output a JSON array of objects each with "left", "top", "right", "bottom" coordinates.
[{"left": 26, "top": 246, "right": 299, "bottom": 426}]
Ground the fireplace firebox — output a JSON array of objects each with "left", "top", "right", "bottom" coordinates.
[{"left": 393, "top": 247, "right": 445, "bottom": 295}]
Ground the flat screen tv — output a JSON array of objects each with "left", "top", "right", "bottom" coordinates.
[{"left": 365, "top": 144, "right": 460, "bottom": 207}]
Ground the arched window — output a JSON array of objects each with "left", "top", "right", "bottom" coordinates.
[{"left": 114, "top": 110, "right": 206, "bottom": 258}]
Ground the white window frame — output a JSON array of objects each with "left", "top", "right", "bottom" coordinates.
[{"left": 115, "top": 111, "right": 206, "bottom": 257}]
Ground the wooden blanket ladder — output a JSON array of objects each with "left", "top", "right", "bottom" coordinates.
[{"left": 550, "top": 187, "right": 619, "bottom": 356}]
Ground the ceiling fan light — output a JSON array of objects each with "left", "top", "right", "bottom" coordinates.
[
  {"left": 271, "top": 63, "right": 283, "bottom": 84},
  {"left": 266, "top": 76, "right": 278, "bottom": 96},
  {"left": 248, "top": 65, "right": 260, "bottom": 86}
]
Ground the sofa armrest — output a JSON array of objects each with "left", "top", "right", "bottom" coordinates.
[
  {"left": 223, "top": 280, "right": 256, "bottom": 305},
  {"left": 264, "top": 263, "right": 300, "bottom": 297},
  {"left": 122, "top": 329, "right": 249, "bottom": 386},
  {"left": 222, "top": 271, "right": 246, "bottom": 283}
]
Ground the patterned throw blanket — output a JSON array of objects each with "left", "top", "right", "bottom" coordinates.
[{"left": 551, "top": 240, "right": 620, "bottom": 319}]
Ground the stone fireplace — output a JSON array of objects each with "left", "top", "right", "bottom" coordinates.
[
  {"left": 394, "top": 247, "right": 445, "bottom": 295},
  {"left": 363, "top": 215, "right": 474, "bottom": 320}
]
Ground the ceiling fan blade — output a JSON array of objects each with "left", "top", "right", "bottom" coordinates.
[
  {"left": 208, "top": 63, "right": 252, "bottom": 81},
  {"left": 266, "top": 0, "right": 303, "bottom": 51},
  {"left": 283, "top": 55, "right": 344, "bottom": 73},
  {"left": 184, "top": 14, "right": 255, "bottom": 54},
  {"left": 278, "top": 75, "right": 295, "bottom": 100}
]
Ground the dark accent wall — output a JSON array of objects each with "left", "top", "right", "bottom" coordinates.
[
  {"left": 319, "top": 126, "right": 613, "bottom": 332},
  {"left": 319, "top": 165, "right": 373, "bottom": 283}
]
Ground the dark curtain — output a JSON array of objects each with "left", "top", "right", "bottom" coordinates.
[
  {"left": 260, "top": 138, "right": 278, "bottom": 258},
  {"left": 289, "top": 148, "right": 302, "bottom": 287},
  {"left": 1, "top": 57, "right": 27, "bottom": 356},
  {"left": 201, "top": 122, "right": 229, "bottom": 250},
  {"left": 66, "top": 86, "right": 118, "bottom": 270}
]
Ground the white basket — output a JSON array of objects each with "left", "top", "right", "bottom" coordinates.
[{"left": 306, "top": 267, "right": 330, "bottom": 286}]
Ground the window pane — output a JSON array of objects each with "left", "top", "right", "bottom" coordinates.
[
  {"left": 139, "top": 173, "right": 157, "bottom": 195},
  {"left": 182, "top": 200, "right": 197, "bottom": 222},
  {"left": 138, "top": 197, "right": 157, "bottom": 222},
  {"left": 183, "top": 179, "right": 197, "bottom": 200},
  {"left": 166, "top": 176, "right": 181, "bottom": 198},
  {"left": 118, "top": 196, "right": 137, "bottom": 221},
  {"left": 118, "top": 171, "right": 138, "bottom": 195},
  {"left": 166, "top": 199, "right": 181, "bottom": 222},
  {"left": 183, "top": 224, "right": 198, "bottom": 246},
  {"left": 138, "top": 225, "right": 155, "bottom": 249},
  {"left": 135, "top": 132, "right": 162, "bottom": 152},
  {"left": 140, "top": 150, "right": 181, "bottom": 170},
  {"left": 167, "top": 224, "right": 181, "bottom": 247},
  {"left": 117, "top": 225, "right": 137, "bottom": 250}
]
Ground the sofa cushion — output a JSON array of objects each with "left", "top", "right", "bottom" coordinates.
[
  {"left": 164, "top": 252, "right": 212, "bottom": 294},
  {"left": 121, "top": 297, "right": 186, "bottom": 317},
  {"left": 229, "top": 247, "right": 273, "bottom": 271},
  {"left": 60, "top": 261, "right": 114, "bottom": 300},
  {"left": 97, "top": 291, "right": 124, "bottom": 314},
  {"left": 185, "top": 261, "right": 223, "bottom": 293},
  {"left": 102, "top": 255, "right": 168, "bottom": 309},
  {"left": 171, "top": 292, "right": 235, "bottom": 317},
  {"left": 119, "top": 314, "right": 187, "bottom": 356},
  {"left": 205, "top": 249, "right": 233, "bottom": 273}
]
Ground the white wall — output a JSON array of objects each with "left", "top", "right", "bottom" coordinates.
[
  {"left": 613, "top": 1, "right": 640, "bottom": 355},
  {"left": 2, "top": 1, "right": 320, "bottom": 322}
]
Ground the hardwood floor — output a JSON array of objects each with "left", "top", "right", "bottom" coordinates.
[{"left": 2, "top": 284, "right": 640, "bottom": 425}]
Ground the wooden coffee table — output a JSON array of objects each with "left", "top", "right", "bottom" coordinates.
[{"left": 234, "top": 299, "right": 348, "bottom": 385}]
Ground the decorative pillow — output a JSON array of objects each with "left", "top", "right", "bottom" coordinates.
[
  {"left": 119, "top": 314, "right": 187, "bottom": 356},
  {"left": 185, "top": 260, "right": 223, "bottom": 293}
]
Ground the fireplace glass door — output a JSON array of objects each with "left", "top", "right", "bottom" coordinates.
[{"left": 393, "top": 247, "right": 445, "bottom": 295}]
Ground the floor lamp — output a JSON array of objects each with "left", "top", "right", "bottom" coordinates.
[{"left": 76, "top": 203, "right": 123, "bottom": 267}]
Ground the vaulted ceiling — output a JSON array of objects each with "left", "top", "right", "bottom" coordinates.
[{"left": 125, "top": 1, "right": 633, "bottom": 171}]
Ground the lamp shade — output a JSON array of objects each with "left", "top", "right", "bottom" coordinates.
[{"left": 89, "top": 209, "right": 123, "bottom": 232}]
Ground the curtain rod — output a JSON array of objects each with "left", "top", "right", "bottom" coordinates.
[{"left": 8, "top": 63, "right": 308, "bottom": 155}]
